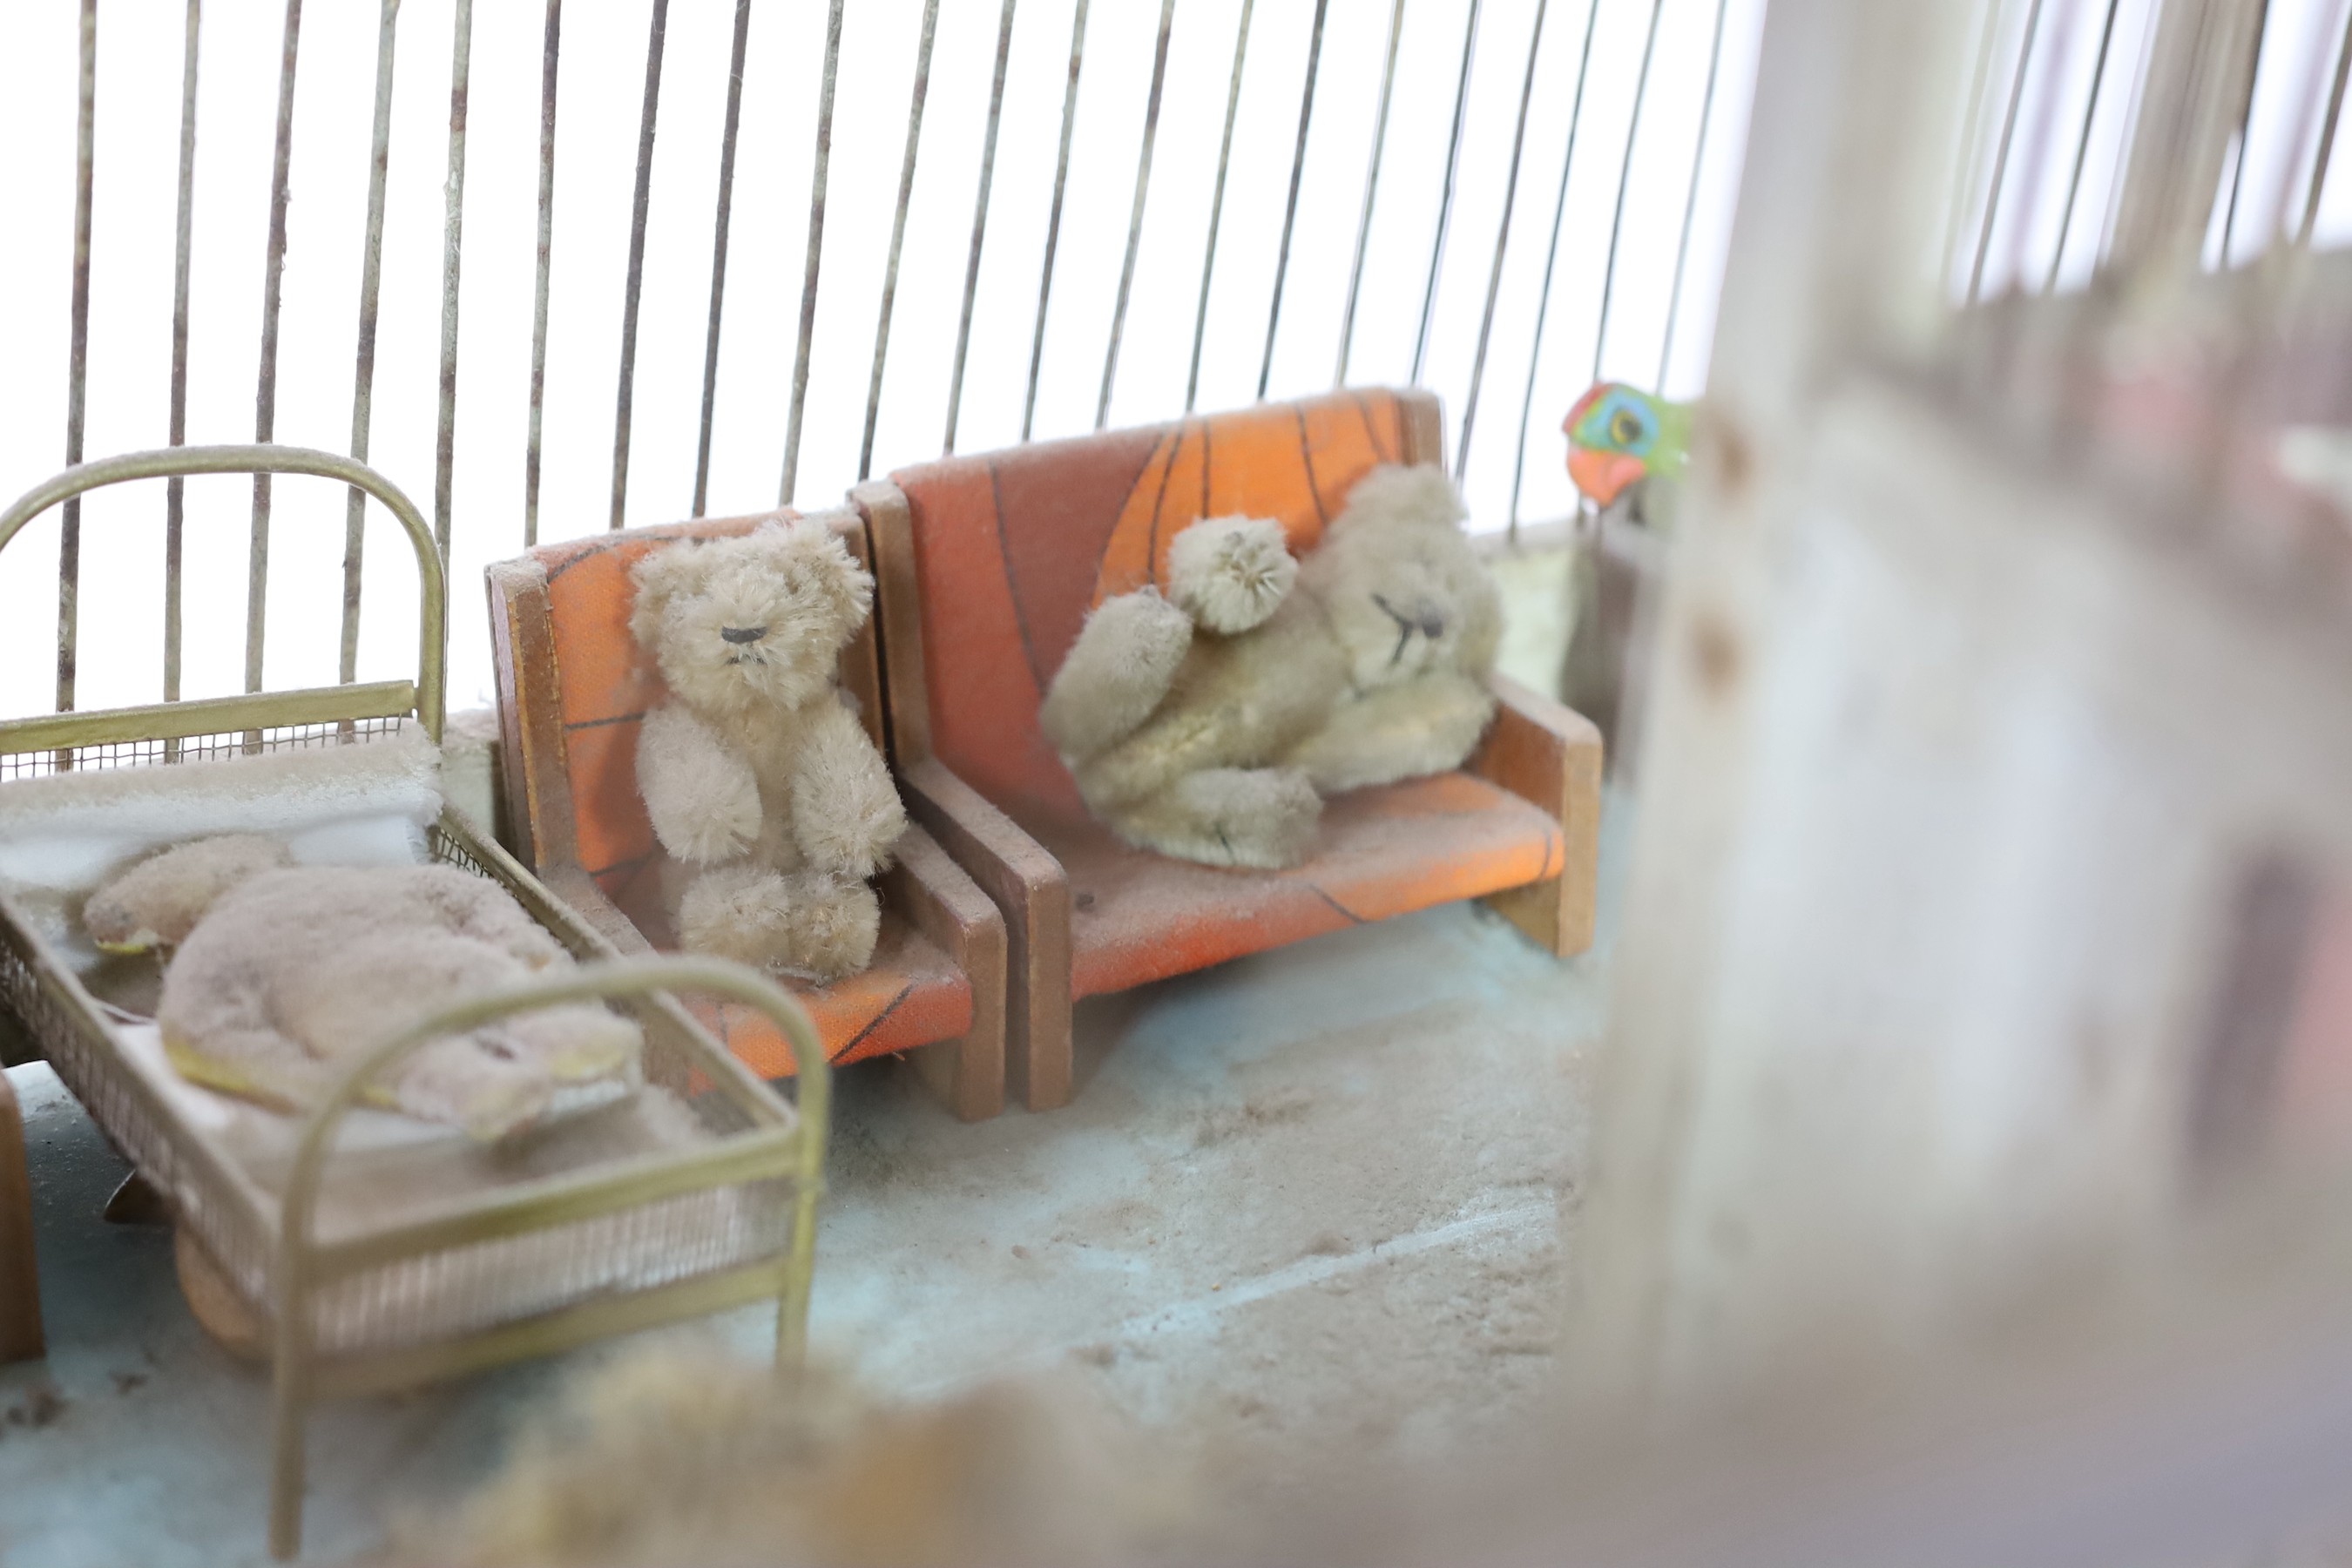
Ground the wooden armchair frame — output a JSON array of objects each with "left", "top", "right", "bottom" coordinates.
[
  {"left": 489, "top": 507, "right": 1007, "bottom": 1120},
  {"left": 855, "top": 389, "right": 1602, "bottom": 1111}
]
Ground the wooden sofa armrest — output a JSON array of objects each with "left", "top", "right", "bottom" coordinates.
[
  {"left": 1470, "top": 673, "right": 1605, "bottom": 957},
  {"left": 538, "top": 866, "right": 658, "bottom": 958},
  {"left": 880, "top": 826, "right": 1007, "bottom": 1121},
  {"left": 898, "top": 758, "right": 1074, "bottom": 1111}
]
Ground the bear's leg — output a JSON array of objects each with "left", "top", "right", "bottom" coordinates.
[
  {"left": 1111, "top": 766, "right": 1321, "bottom": 869},
  {"left": 678, "top": 864, "right": 881, "bottom": 983},
  {"left": 497, "top": 1004, "right": 645, "bottom": 1085}
]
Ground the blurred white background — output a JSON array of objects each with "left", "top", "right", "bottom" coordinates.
[{"left": 0, "top": 0, "right": 1764, "bottom": 720}]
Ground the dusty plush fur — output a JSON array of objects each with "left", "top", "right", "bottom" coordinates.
[
  {"left": 1165, "top": 515, "right": 1295, "bottom": 633},
  {"left": 632, "top": 521, "right": 907, "bottom": 981},
  {"left": 89, "top": 839, "right": 641, "bottom": 1140},
  {"left": 81, "top": 833, "right": 291, "bottom": 952},
  {"left": 1040, "top": 464, "right": 1501, "bottom": 868},
  {"left": 404, "top": 1349, "right": 1184, "bottom": 1568}
]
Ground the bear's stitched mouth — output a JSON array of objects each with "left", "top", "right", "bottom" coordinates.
[{"left": 1371, "top": 593, "right": 1445, "bottom": 667}]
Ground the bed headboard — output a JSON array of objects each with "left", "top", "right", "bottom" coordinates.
[{"left": 0, "top": 445, "right": 445, "bottom": 779}]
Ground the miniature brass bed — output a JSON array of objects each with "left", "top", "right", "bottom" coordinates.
[{"left": 0, "top": 447, "right": 828, "bottom": 1560}]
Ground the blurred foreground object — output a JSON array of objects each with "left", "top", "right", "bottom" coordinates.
[
  {"left": 1560, "top": 383, "right": 1695, "bottom": 768},
  {"left": 1559, "top": 0, "right": 2352, "bottom": 1558},
  {"left": 408, "top": 1348, "right": 1186, "bottom": 1568}
]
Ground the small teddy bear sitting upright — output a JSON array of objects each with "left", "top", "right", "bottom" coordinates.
[
  {"left": 1040, "top": 463, "right": 1501, "bottom": 869},
  {"left": 631, "top": 519, "right": 907, "bottom": 982}
]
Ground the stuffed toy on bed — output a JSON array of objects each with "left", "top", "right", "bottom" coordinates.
[
  {"left": 1038, "top": 464, "right": 1503, "bottom": 869},
  {"left": 85, "top": 835, "right": 642, "bottom": 1141}
]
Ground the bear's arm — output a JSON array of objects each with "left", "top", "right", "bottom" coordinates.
[
  {"left": 1281, "top": 672, "right": 1497, "bottom": 795},
  {"left": 1038, "top": 589, "right": 1193, "bottom": 763},
  {"left": 787, "top": 699, "right": 909, "bottom": 879},
  {"left": 638, "top": 705, "right": 764, "bottom": 864}
]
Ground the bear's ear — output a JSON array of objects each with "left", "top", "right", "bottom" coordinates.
[
  {"left": 628, "top": 538, "right": 700, "bottom": 648},
  {"left": 774, "top": 517, "right": 875, "bottom": 635},
  {"left": 1330, "top": 463, "right": 1467, "bottom": 537}
]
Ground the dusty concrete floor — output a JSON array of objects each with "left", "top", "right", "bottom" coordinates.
[
  {"left": 0, "top": 796, "right": 1620, "bottom": 1568},
  {"left": 0, "top": 547, "right": 1605, "bottom": 1566}
]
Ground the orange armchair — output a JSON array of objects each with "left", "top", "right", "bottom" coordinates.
[
  {"left": 488, "top": 507, "right": 1006, "bottom": 1120},
  {"left": 855, "top": 388, "right": 1601, "bottom": 1111}
]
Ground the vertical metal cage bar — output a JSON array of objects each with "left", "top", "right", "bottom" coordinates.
[
  {"left": 1257, "top": 0, "right": 1331, "bottom": 403},
  {"left": 1098, "top": 0, "right": 1179, "bottom": 431},
  {"left": 862, "top": 0, "right": 941, "bottom": 482},
  {"left": 1336, "top": 0, "right": 1406, "bottom": 388},
  {"left": 165, "top": 0, "right": 201, "bottom": 708},
  {"left": 2300, "top": 0, "right": 2352, "bottom": 244},
  {"left": 434, "top": 0, "right": 474, "bottom": 567},
  {"left": 341, "top": 0, "right": 400, "bottom": 687},
  {"left": 1658, "top": 0, "right": 1731, "bottom": 387},
  {"left": 1590, "top": 0, "right": 1665, "bottom": 386},
  {"left": 1024, "top": 0, "right": 1091, "bottom": 443},
  {"left": 692, "top": 0, "right": 754, "bottom": 517},
  {"left": 1188, "top": 0, "right": 1256, "bottom": 413},
  {"left": 1964, "top": 0, "right": 2046, "bottom": 304},
  {"left": 609, "top": 0, "right": 669, "bottom": 531},
  {"left": 60, "top": 0, "right": 95, "bottom": 722},
  {"left": 248, "top": 0, "right": 303, "bottom": 695},
  {"left": 2045, "top": 0, "right": 2122, "bottom": 292},
  {"left": 525, "top": 0, "right": 560, "bottom": 549},
  {"left": 1939, "top": 0, "right": 2011, "bottom": 293},
  {"left": 1455, "top": 0, "right": 1550, "bottom": 479},
  {"left": 2220, "top": 0, "right": 2274, "bottom": 262},
  {"left": 943, "top": 0, "right": 1018, "bottom": 456},
  {"left": 1411, "top": 0, "right": 1483, "bottom": 385},
  {"left": 1507, "top": 0, "right": 1600, "bottom": 536},
  {"left": 780, "top": 0, "right": 846, "bottom": 506}
]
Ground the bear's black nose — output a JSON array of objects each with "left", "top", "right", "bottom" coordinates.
[{"left": 720, "top": 625, "right": 768, "bottom": 645}]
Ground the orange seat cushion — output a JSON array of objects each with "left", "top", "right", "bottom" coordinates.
[
  {"left": 1024, "top": 774, "right": 1565, "bottom": 1000},
  {"left": 611, "top": 880, "right": 970, "bottom": 1078},
  {"left": 529, "top": 520, "right": 972, "bottom": 1076}
]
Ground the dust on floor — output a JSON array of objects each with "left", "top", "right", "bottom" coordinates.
[{"left": 0, "top": 797, "right": 1624, "bottom": 1567}]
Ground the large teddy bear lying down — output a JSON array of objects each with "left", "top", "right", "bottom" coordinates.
[
  {"left": 1041, "top": 463, "right": 1503, "bottom": 868},
  {"left": 85, "top": 835, "right": 641, "bottom": 1141}
]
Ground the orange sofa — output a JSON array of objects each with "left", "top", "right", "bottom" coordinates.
[
  {"left": 854, "top": 388, "right": 1602, "bottom": 1110},
  {"left": 488, "top": 506, "right": 1007, "bottom": 1119}
]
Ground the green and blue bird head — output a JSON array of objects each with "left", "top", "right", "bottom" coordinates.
[{"left": 1564, "top": 382, "right": 1693, "bottom": 511}]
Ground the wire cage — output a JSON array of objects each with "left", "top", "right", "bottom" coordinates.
[{"left": 0, "top": 0, "right": 1765, "bottom": 733}]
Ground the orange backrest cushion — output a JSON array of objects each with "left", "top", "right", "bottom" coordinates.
[{"left": 891, "top": 389, "right": 1416, "bottom": 816}]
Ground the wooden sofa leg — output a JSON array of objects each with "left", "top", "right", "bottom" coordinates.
[
  {"left": 884, "top": 826, "right": 1010, "bottom": 1122},
  {"left": 1473, "top": 673, "right": 1606, "bottom": 958},
  {"left": 0, "top": 1070, "right": 44, "bottom": 1365},
  {"left": 912, "top": 1025, "right": 1003, "bottom": 1124},
  {"left": 1007, "top": 927, "right": 1075, "bottom": 1113}
]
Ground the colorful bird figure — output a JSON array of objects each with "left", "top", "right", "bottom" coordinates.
[
  {"left": 1564, "top": 382, "right": 1693, "bottom": 521},
  {"left": 1557, "top": 382, "right": 1693, "bottom": 774}
]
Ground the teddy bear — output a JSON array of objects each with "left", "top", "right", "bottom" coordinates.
[
  {"left": 629, "top": 519, "right": 907, "bottom": 982},
  {"left": 84, "top": 835, "right": 643, "bottom": 1140},
  {"left": 1038, "top": 463, "right": 1502, "bottom": 869}
]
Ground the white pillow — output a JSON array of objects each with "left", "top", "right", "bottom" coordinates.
[{"left": 0, "top": 731, "right": 443, "bottom": 973}]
